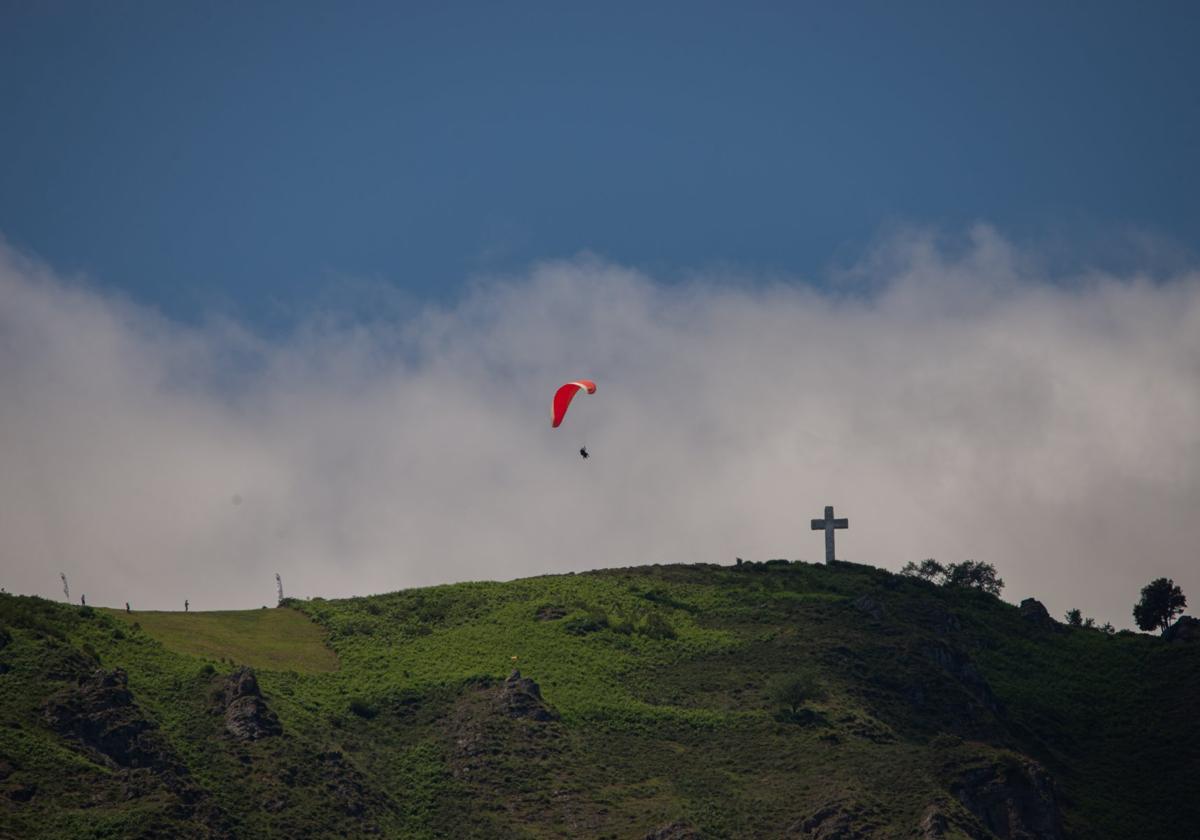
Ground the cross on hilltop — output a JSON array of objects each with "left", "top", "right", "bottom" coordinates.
[{"left": 811, "top": 505, "right": 848, "bottom": 563}]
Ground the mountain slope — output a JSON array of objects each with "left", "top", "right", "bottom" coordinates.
[{"left": 1, "top": 560, "right": 1196, "bottom": 838}]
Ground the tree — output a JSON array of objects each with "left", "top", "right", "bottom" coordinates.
[
  {"left": 900, "top": 558, "right": 946, "bottom": 583},
  {"left": 1100, "top": 621, "right": 1115, "bottom": 635},
  {"left": 943, "top": 560, "right": 1004, "bottom": 596},
  {"left": 1132, "top": 578, "right": 1187, "bottom": 634},
  {"left": 769, "top": 670, "right": 825, "bottom": 716},
  {"left": 1065, "top": 608, "right": 1083, "bottom": 627}
]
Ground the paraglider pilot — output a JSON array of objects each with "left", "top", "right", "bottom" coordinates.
[{"left": 552, "top": 380, "right": 597, "bottom": 462}]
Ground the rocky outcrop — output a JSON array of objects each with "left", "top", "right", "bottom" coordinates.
[
  {"left": 788, "top": 799, "right": 883, "bottom": 838},
  {"left": 851, "top": 595, "right": 884, "bottom": 622},
  {"left": 918, "top": 805, "right": 951, "bottom": 838},
  {"left": 921, "top": 642, "right": 1002, "bottom": 715},
  {"left": 1163, "top": 615, "right": 1200, "bottom": 643},
  {"left": 213, "top": 667, "right": 282, "bottom": 740},
  {"left": 917, "top": 803, "right": 989, "bottom": 839},
  {"left": 42, "top": 668, "right": 231, "bottom": 835},
  {"left": 317, "top": 749, "right": 374, "bottom": 818},
  {"left": 43, "top": 669, "right": 173, "bottom": 770},
  {"left": 644, "top": 820, "right": 701, "bottom": 839},
  {"left": 950, "top": 758, "right": 1060, "bottom": 840},
  {"left": 451, "top": 667, "right": 566, "bottom": 792},
  {"left": 1019, "top": 599, "right": 1056, "bottom": 630},
  {"left": 1, "top": 756, "right": 36, "bottom": 804},
  {"left": 502, "top": 670, "right": 559, "bottom": 722}
]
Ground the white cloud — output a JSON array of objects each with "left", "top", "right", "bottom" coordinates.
[{"left": 2, "top": 227, "right": 1198, "bottom": 627}]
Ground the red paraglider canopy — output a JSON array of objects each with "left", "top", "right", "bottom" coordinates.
[{"left": 551, "top": 380, "right": 596, "bottom": 428}]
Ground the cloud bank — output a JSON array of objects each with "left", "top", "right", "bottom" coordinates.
[{"left": 2, "top": 227, "right": 1198, "bottom": 627}]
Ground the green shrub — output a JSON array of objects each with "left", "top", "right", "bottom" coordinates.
[
  {"left": 929, "top": 733, "right": 964, "bottom": 751},
  {"left": 349, "top": 698, "right": 379, "bottom": 719},
  {"left": 768, "top": 669, "right": 826, "bottom": 716},
  {"left": 338, "top": 619, "right": 375, "bottom": 637},
  {"left": 564, "top": 610, "right": 609, "bottom": 636},
  {"left": 609, "top": 615, "right": 634, "bottom": 635},
  {"left": 636, "top": 612, "right": 676, "bottom": 640},
  {"left": 640, "top": 589, "right": 695, "bottom": 612}
]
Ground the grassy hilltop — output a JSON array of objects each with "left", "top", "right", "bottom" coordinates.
[{"left": 1, "top": 561, "right": 1196, "bottom": 839}]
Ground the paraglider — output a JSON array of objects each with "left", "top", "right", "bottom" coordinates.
[
  {"left": 551, "top": 380, "right": 596, "bottom": 428},
  {"left": 552, "top": 379, "right": 596, "bottom": 458}
]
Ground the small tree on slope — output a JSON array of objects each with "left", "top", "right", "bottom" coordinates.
[
  {"left": 900, "top": 559, "right": 947, "bottom": 583},
  {"left": 1132, "top": 578, "right": 1187, "bottom": 635},
  {"left": 943, "top": 560, "right": 1004, "bottom": 596}
]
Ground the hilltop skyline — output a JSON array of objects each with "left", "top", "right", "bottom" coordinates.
[{"left": 3, "top": 228, "right": 1198, "bottom": 628}]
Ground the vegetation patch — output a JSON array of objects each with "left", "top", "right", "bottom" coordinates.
[
  {"left": 106, "top": 607, "right": 339, "bottom": 673},
  {"left": 1, "top": 561, "right": 1196, "bottom": 837}
]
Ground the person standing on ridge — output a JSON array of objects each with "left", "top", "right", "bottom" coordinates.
[{"left": 184, "top": 599, "right": 189, "bottom": 612}]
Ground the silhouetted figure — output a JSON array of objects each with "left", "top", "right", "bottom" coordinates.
[
  {"left": 184, "top": 599, "right": 189, "bottom": 612},
  {"left": 80, "top": 594, "right": 86, "bottom": 606},
  {"left": 579, "top": 446, "right": 589, "bottom": 459},
  {"left": 125, "top": 602, "right": 131, "bottom": 613}
]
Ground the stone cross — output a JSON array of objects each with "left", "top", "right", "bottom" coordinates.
[{"left": 810, "top": 505, "right": 848, "bottom": 563}]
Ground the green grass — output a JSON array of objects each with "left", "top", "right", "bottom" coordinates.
[
  {"left": 2, "top": 560, "right": 1197, "bottom": 838},
  {"left": 105, "top": 606, "right": 339, "bottom": 673}
]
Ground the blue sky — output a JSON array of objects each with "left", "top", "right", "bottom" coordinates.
[{"left": 3, "top": 1, "right": 1198, "bottom": 323}]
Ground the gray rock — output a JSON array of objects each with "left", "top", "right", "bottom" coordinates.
[
  {"left": 917, "top": 803, "right": 989, "bottom": 840},
  {"left": 788, "top": 799, "right": 882, "bottom": 838},
  {"left": 851, "top": 595, "right": 884, "bottom": 622},
  {"left": 1019, "top": 599, "right": 1056, "bottom": 630},
  {"left": 950, "top": 757, "right": 1060, "bottom": 839},
  {"left": 318, "top": 749, "right": 383, "bottom": 824},
  {"left": 921, "top": 642, "right": 1003, "bottom": 715},
  {"left": 1163, "top": 615, "right": 1200, "bottom": 643},
  {"left": 215, "top": 667, "right": 282, "bottom": 740},
  {"left": 43, "top": 669, "right": 232, "bottom": 833},
  {"left": 503, "top": 670, "right": 559, "bottom": 721},
  {"left": 644, "top": 820, "right": 701, "bottom": 839},
  {"left": 43, "top": 669, "right": 168, "bottom": 770},
  {"left": 934, "top": 608, "right": 962, "bottom": 636},
  {"left": 918, "top": 805, "right": 950, "bottom": 839}
]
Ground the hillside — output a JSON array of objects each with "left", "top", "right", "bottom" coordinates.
[{"left": 1, "top": 561, "right": 1196, "bottom": 839}]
